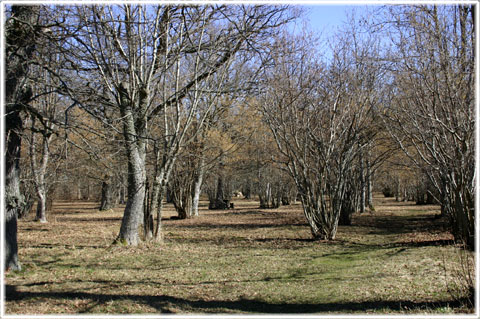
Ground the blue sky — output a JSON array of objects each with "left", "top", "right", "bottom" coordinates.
[
  {"left": 305, "top": 5, "right": 351, "bottom": 33},
  {"left": 300, "top": 5, "right": 374, "bottom": 34}
]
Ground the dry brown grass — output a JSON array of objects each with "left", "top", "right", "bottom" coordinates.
[{"left": 4, "top": 195, "right": 473, "bottom": 315}]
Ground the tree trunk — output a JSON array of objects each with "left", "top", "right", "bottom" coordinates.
[
  {"left": 192, "top": 156, "right": 205, "bottom": 217},
  {"left": 210, "top": 173, "right": 228, "bottom": 209},
  {"left": 395, "top": 177, "right": 400, "bottom": 202},
  {"left": 143, "top": 178, "right": 153, "bottom": 240},
  {"left": 100, "top": 177, "right": 117, "bottom": 211},
  {"left": 154, "top": 182, "right": 168, "bottom": 242},
  {"left": 5, "top": 111, "right": 23, "bottom": 271},
  {"left": 117, "top": 154, "right": 145, "bottom": 246},
  {"left": 5, "top": 5, "right": 40, "bottom": 270},
  {"left": 31, "top": 136, "right": 49, "bottom": 223},
  {"left": 77, "top": 180, "right": 82, "bottom": 200},
  {"left": 366, "top": 158, "right": 374, "bottom": 210},
  {"left": 359, "top": 157, "right": 365, "bottom": 213},
  {"left": 35, "top": 192, "right": 47, "bottom": 223},
  {"left": 298, "top": 189, "right": 340, "bottom": 240},
  {"left": 116, "top": 83, "right": 146, "bottom": 246},
  {"left": 339, "top": 186, "right": 356, "bottom": 226}
]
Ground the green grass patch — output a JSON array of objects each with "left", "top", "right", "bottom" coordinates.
[{"left": 4, "top": 197, "right": 473, "bottom": 314}]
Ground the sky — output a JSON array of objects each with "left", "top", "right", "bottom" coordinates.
[
  {"left": 305, "top": 5, "right": 351, "bottom": 33},
  {"left": 287, "top": 4, "right": 374, "bottom": 60},
  {"left": 303, "top": 4, "right": 375, "bottom": 34}
]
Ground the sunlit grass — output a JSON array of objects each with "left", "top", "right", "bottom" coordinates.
[{"left": 4, "top": 196, "right": 472, "bottom": 314}]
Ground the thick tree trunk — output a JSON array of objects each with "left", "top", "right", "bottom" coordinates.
[
  {"left": 5, "top": 112, "right": 23, "bottom": 271},
  {"left": 100, "top": 177, "right": 117, "bottom": 211},
  {"left": 117, "top": 153, "right": 145, "bottom": 246},
  {"left": 116, "top": 83, "right": 146, "bottom": 246},
  {"left": 209, "top": 173, "right": 228, "bottom": 209},
  {"left": 5, "top": 5, "right": 40, "bottom": 270},
  {"left": 339, "top": 187, "right": 356, "bottom": 226}
]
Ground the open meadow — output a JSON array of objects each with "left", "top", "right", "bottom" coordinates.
[{"left": 5, "top": 195, "right": 473, "bottom": 315}]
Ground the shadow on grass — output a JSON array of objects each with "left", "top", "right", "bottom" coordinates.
[
  {"left": 52, "top": 217, "right": 122, "bottom": 223},
  {"left": 172, "top": 222, "right": 306, "bottom": 230},
  {"left": 5, "top": 285, "right": 469, "bottom": 314},
  {"left": 353, "top": 214, "right": 448, "bottom": 236}
]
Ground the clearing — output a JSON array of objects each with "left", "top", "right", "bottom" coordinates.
[{"left": 4, "top": 195, "right": 473, "bottom": 314}]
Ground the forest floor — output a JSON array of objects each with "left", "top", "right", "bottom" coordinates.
[{"left": 4, "top": 194, "right": 475, "bottom": 315}]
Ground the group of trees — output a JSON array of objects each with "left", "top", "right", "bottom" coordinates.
[{"left": 4, "top": 4, "right": 475, "bottom": 271}]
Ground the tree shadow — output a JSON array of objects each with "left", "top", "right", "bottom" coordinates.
[
  {"left": 353, "top": 213, "right": 449, "bottom": 236},
  {"left": 5, "top": 285, "right": 470, "bottom": 314},
  {"left": 172, "top": 222, "right": 306, "bottom": 230},
  {"left": 52, "top": 217, "right": 122, "bottom": 223}
]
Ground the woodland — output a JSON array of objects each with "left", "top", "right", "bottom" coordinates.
[{"left": 3, "top": 3, "right": 476, "bottom": 315}]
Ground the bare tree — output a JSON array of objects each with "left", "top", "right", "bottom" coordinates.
[
  {"left": 380, "top": 5, "right": 475, "bottom": 249},
  {"left": 260, "top": 29, "right": 382, "bottom": 240},
  {"left": 4, "top": 5, "right": 45, "bottom": 270},
  {"left": 60, "top": 4, "right": 293, "bottom": 245}
]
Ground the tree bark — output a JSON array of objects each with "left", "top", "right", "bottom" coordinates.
[
  {"left": 192, "top": 155, "right": 206, "bottom": 217},
  {"left": 30, "top": 127, "right": 52, "bottom": 223},
  {"left": 116, "top": 83, "right": 146, "bottom": 246},
  {"left": 100, "top": 177, "right": 117, "bottom": 211},
  {"left": 5, "top": 111, "right": 23, "bottom": 271},
  {"left": 5, "top": 5, "right": 40, "bottom": 271},
  {"left": 366, "top": 158, "right": 374, "bottom": 210},
  {"left": 359, "top": 156, "right": 366, "bottom": 213}
]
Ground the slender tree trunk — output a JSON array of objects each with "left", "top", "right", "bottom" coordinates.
[
  {"left": 86, "top": 181, "right": 91, "bottom": 200},
  {"left": 77, "top": 180, "right": 82, "bottom": 200},
  {"left": 359, "top": 156, "right": 365, "bottom": 213},
  {"left": 192, "top": 155, "right": 205, "bottom": 217},
  {"left": 32, "top": 134, "right": 50, "bottom": 223},
  {"left": 154, "top": 182, "right": 168, "bottom": 242},
  {"left": 395, "top": 177, "right": 400, "bottom": 202},
  {"left": 366, "top": 158, "right": 373, "bottom": 210},
  {"left": 143, "top": 178, "right": 153, "bottom": 240},
  {"left": 149, "top": 153, "right": 174, "bottom": 242}
]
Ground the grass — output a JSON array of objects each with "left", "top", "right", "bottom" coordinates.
[{"left": 4, "top": 195, "right": 474, "bottom": 314}]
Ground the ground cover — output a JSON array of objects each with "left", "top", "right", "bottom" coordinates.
[{"left": 4, "top": 195, "right": 474, "bottom": 314}]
